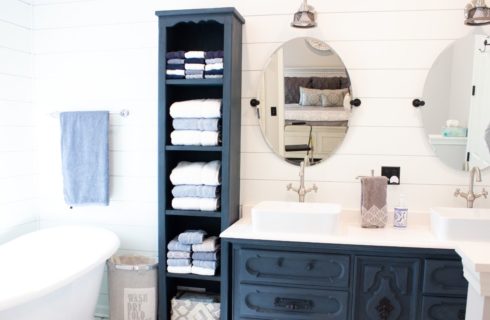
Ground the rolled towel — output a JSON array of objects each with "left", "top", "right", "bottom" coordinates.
[
  {"left": 192, "top": 251, "right": 220, "bottom": 261},
  {"left": 192, "top": 236, "right": 219, "bottom": 252},
  {"left": 166, "top": 69, "right": 185, "bottom": 76},
  {"left": 172, "top": 185, "right": 219, "bottom": 198},
  {"left": 167, "top": 258, "right": 191, "bottom": 267},
  {"left": 167, "top": 238, "right": 191, "bottom": 252},
  {"left": 178, "top": 229, "right": 207, "bottom": 245},
  {"left": 168, "top": 265, "right": 191, "bottom": 274},
  {"left": 169, "top": 99, "right": 222, "bottom": 119},
  {"left": 172, "top": 197, "right": 219, "bottom": 211},
  {"left": 166, "top": 51, "right": 185, "bottom": 59},
  {"left": 205, "top": 63, "right": 223, "bottom": 71},
  {"left": 205, "top": 75, "right": 223, "bottom": 79},
  {"left": 191, "top": 265, "right": 216, "bottom": 276},
  {"left": 173, "top": 118, "right": 220, "bottom": 131},
  {"left": 185, "top": 51, "right": 205, "bottom": 59},
  {"left": 185, "top": 58, "right": 205, "bottom": 64},
  {"left": 167, "top": 58, "right": 185, "bottom": 65},
  {"left": 166, "top": 64, "right": 185, "bottom": 70},
  {"left": 205, "top": 51, "right": 224, "bottom": 59},
  {"left": 171, "top": 130, "right": 220, "bottom": 146},
  {"left": 361, "top": 176, "right": 388, "bottom": 228},
  {"left": 193, "top": 260, "right": 219, "bottom": 269},
  {"left": 205, "top": 58, "right": 223, "bottom": 64},
  {"left": 185, "top": 63, "right": 205, "bottom": 71},
  {"left": 167, "top": 251, "right": 191, "bottom": 259}
]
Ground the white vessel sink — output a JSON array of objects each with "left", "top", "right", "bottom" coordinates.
[
  {"left": 251, "top": 201, "right": 341, "bottom": 234},
  {"left": 430, "top": 207, "right": 490, "bottom": 241}
]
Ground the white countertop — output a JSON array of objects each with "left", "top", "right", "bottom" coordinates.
[{"left": 221, "top": 209, "right": 456, "bottom": 250}]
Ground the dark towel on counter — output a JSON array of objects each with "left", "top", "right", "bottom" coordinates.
[
  {"left": 205, "top": 50, "right": 224, "bottom": 59},
  {"left": 60, "top": 111, "right": 109, "bottom": 206},
  {"left": 166, "top": 51, "right": 185, "bottom": 59},
  {"left": 360, "top": 176, "right": 388, "bottom": 228}
]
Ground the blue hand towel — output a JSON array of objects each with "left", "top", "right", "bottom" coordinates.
[{"left": 60, "top": 111, "right": 109, "bottom": 206}]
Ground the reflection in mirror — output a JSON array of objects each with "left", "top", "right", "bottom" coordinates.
[
  {"left": 257, "top": 37, "right": 352, "bottom": 166},
  {"left": 422, "top": 31, "right": 490, "bottom": 171}
]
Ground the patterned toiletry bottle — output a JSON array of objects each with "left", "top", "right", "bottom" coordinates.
[{"left": 394, "top": 194, "right": 408, "bottom": 228}]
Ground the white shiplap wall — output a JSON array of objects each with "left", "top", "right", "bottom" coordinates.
[
  {"left": 28, "top": 0, "right": 490, "bottom": 315},
  {"left": 0, "top": 0, "right": 38, "bottom": 243}
]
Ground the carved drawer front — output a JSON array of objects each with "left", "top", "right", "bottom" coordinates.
[
  {"left": 423, "top": 259, "right": 468, "bottom": 296},
  {"left": 239, "top": 284, "right": 349, "bottom": 320},
  {"left": 421, "top": 296, "right": 466, "bottom": 320},
  {"left": 239, "top": 249, "right": 350, "bottom": 288}
]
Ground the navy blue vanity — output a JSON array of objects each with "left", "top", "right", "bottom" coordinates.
[{"left": 227, "top": 239, "right": 467, "bottom": 320}]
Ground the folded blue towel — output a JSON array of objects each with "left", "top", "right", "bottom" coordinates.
[
  {"left": 167, "top": 58, "right": 184, "bottom": 65},
  {"left": 60, "top": 111, "right": 109, "bottom": 206},
  {"left": 167, "top": 258, "right": 191, "bottom": 267},
  {"left": 167, "top": 238, "right": 191, "bottom": 252},
  {"left": 192, "top": 251, "right": 219, "bottom": 261},
  {"left": 185, "top": 58, "right": 205, "bottom": 64},
  {"left": 172, "top": 118, "right": 220, "bottom": 131},
  {"left": 172, "top": 185, "right": 219, "bottom": 198},
  {"left": 166, "top": 51, "right": 185, "bottom": 59},
  {"left": 167, "top": 64, "right": 185, "bottom": 70},
  {"left": 205, "top": 51, "right": 224, "bottom": 59},
  {"left": 193, "top": 260, "right": 219, "bottom": 269},
  {"left": 178, "top": 230, "right": 207, "bottom": 245}
]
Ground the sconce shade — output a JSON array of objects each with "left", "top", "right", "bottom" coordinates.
[
  {"left": 465, "top": 0, "right": 490, "bottom": 25},
  {"left": 291, "top": 0, "right": 317, "bottom": 28}
]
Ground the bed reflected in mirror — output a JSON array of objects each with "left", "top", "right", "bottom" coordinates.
[{"left": 256, "top": 37, "right": 353, "bottom": 166}]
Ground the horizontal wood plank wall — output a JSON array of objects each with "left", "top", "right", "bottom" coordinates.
[
  {"left": 0, "top": 0, "right": 37, "bottom": 244},
  {"left": 29, "top": 0, "right": 490, "bottom": 315}
]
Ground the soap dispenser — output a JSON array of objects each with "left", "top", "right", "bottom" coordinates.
[{"left": 394, "top": 194, "right": 408, "bottom": 228}]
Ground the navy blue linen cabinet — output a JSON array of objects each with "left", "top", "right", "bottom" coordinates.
[{"left": 155, "top": 8, "right": 244, "bottom": 320}]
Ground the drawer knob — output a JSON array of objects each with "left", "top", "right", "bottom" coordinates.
[{"left": 274, "top": 297, "right": 313, "bottom": 311}]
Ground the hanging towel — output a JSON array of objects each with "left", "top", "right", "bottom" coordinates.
[
  {"left": 171, "top": 197, "right": 219, "bottom": 211},
  {"left": 169, "top": 99, "right": 222, "bottom": 119},
  {"left": 60, "top": 111, "right": 109, "bottom": 206},
  {"left": 172, "top": 118, "right": 220, "bottom": 131},
  {"left": 360, "top": 176, "right": 388, "bottom": 228},
  {"left": 170, "top": 160, "right": 221, "bottom": 186},
  {"left": 192, "top": 236, "right": 219, "bottom": 252}
]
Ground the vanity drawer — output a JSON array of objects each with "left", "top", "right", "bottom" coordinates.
[
  {"left": 238, "top": 249, "right": 350, "bottom": 288},
  {"left": 238, "top": 284, "right": 349, "bottom": 320},
  {"left": 423, "top": 259, "right": 468, "bottom": 295},
  {"left": 421, "top": 296, "right": 466, "bottom": 320}
]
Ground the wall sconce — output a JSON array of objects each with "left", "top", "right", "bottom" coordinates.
[
  {"left": 291, "top": 0, "right": 317, "bottom": 28},
  {"left": 465, "top": 0, "right": 490, "bottom": 25}
]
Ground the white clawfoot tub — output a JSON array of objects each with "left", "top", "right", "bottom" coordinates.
[{"left": 0, "top": 225, "right": 120, "bottom": 320}]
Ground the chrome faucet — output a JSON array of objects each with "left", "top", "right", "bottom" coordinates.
[
  {"left": 287, "top": 158, "right": 318, "bottom": 202},
  {"left": 454, "top": 166, "right": 488, "bottom": 208}
]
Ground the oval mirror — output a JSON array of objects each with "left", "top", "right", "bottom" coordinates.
[
  {"left": 422, "top": 31, "right": 490, "bottom": 171},
  {"left": 256, "top": 37, "right": 353, "bottom": 166}
]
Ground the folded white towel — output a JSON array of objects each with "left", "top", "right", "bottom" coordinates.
[
  {"left": 191, "top": 265, "right": 216, "bottom": 276},
  {"left": 192, "top": 236, "right": 219, "bottom": 252},
  {"left": 169, "top": 99, "right": 221, "bottom": 119},
  {"left": 185, "top": 74, "right": 204, "bottom": 79},
  {"left": 205, "top": 75, "right": 223, "bottom": 79},
  {"left": 171, "top": 130, "right": 219, "bottom": 146},
  {"left": 170, "top": 160, "right": 221, "bottom": 186},
  {"left": 185, "top": 51, "right": 205, "bottom": 59},
  {"left": 172, "top": 197, "right": 219, "bottom": 211},
  {"left": 205, "top": 63, "right": 223, "bottom": 71},
  {"left": 166, "top": 69, "right": 185, "bottom": 76},
  {"left": 167, "top": 265, "right": 192, "bottom": 274},
  {"left": 185, "top": 63, "right": 205, "bottom": 71}
]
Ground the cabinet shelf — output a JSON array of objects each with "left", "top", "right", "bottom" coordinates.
[
  {"left": 166, "top": 272, "right": 221, "bottom": 282},
  {"left": 166, "top": 79, "right": 223, "bottom": 86},
  {"left": 165, "top": 145, "right": 222, "bottom": 152},
  {"left": 165, "top": 209, "right": 221, "bottom": 218}
]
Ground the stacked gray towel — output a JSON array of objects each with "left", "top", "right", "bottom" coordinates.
[
  {"left": 169, "top": 160, "right": 221, "bottom": 212},
  {"left": 205, "top": 51, "right": 224, "bottom": 79},
  {"left": 167, "top": 230, "right": 207, "bottom": 274},
  {"left": 167, "top": 231, "right": 220, "bottom": 276},
  {"left": 169, "top": 99, "right": 222, "bottom": 146},
  {"left": 165, "top": 50, "right": 224, "bottom": 80},
  {"left": 166, "top": 51, "right": 185, "bottom": 79},
  {"left": 191, "top": 236, "right": 220, "bottom": 276}
]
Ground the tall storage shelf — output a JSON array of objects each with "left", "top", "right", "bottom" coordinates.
[{"left": 155, "top": 8, "right": 244, "bottom": 320}]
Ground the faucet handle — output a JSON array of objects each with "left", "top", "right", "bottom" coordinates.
[
  {"left": 312, "top": 184, "right": 318, "bottom": 193},
  {"left": 454, "top": 188, "right": 461, "bottom": 197},
  {"left": 482, "top": 188, "right": 488, "bottom": 199},
  {"left": 286, "top": 183, "right": 293, "bottom": 191}
]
